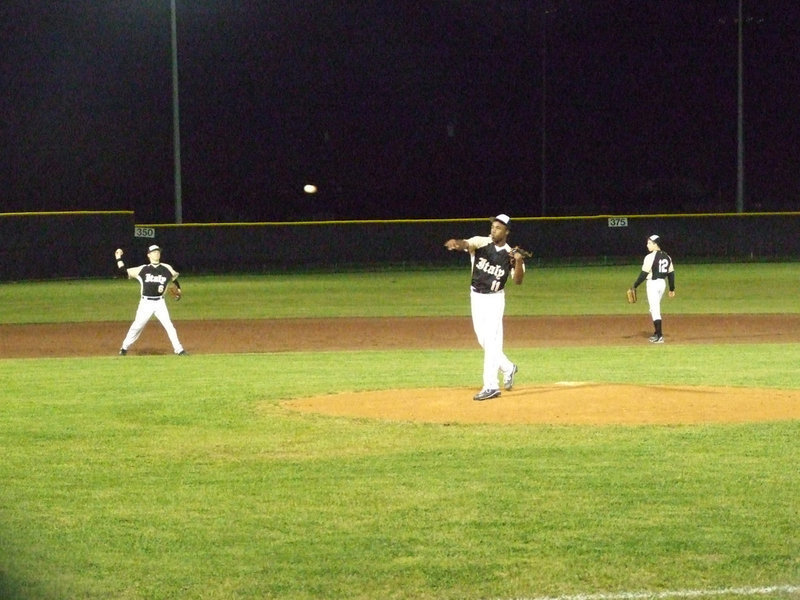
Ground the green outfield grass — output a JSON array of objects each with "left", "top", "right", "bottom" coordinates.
[
  {"left": 1, "top": 263, "right": 799, "bottom": 599},
  {"left": 1, "top": 262, "right": 798, "bottom": 323}
]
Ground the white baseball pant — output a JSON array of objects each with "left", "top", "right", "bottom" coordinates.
[
  {"left": 646, "top": 278, "right": 667, "bottom": 321},
  {"left": 121, "top": 297, "right": 184, "bottom": 354},
  {"left": 470, "top": 289, "right": 514, "bottom": 391}
]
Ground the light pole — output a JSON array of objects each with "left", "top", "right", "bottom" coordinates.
[
  {"left": 735, "top": 0, "right": 744, "bottom": 213},
  {"left": 540, "top": 1, "right": 548, "bottom": 216},
  {"left": 170, "top": 0, "right": 183, "bottom": 223}
]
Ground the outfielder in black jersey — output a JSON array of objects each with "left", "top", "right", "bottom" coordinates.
[
  {"left": 631, "top": 234, "right": 675, "bottom": 343},
  {"left": 445, "top": 214, "right": 525, "bottom": 400},
  {"left": 114, "top": 245, "right": 187, "bottom": 355}
]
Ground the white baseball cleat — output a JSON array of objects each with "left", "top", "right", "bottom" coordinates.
[
  {"left": 503, "top": 364, "right": 518, "bottom": 391},
  {"left": 473, "top": 389, "right": 501, "bottom": 401}
]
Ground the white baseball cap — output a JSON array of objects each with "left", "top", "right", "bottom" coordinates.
[
  {"left": 147, "top": 245, "right": 162, "bottom": 253},
  {"left": 492, "top": 214, "right": 511, "bottom": 227}
]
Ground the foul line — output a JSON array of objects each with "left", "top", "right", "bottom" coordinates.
[{"left": 502, "top": 585, "right": 800, "bottom": 600}]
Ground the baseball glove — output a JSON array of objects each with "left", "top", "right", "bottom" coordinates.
[
  {"left": 626, "top": 287, "right": 637, "bottom": 303},
  {"left": 166, "top": 282, "right": 182, "bottom": 301},
  {"left": 511, "top": 246, "right": 533, "bottom": 258}
]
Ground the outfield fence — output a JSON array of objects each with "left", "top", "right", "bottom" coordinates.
[{"left": 1, "top": 211, "right": 798, "bottom": 280}]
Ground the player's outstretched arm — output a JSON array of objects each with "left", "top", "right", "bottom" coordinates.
[
  {"left": 114, "top": 248, "right": 127, "bottom": 278},
  {"left": 444, "top": 239, "right": 468, "bottom": 251},
  {"left": 113, "top": 248, "right": 139, "bottom": 279}
]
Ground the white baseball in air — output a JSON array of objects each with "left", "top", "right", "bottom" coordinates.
[{"left": 303, "top": 184, "right": 317, "bottom": 194}]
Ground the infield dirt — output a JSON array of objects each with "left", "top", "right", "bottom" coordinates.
[{"left": 3, "top": 314, "right": 800, "bottom": 357}]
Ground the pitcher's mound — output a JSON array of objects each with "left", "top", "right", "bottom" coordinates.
[{"left": 283, "top": 383, "right": 800, "bottom": 425}]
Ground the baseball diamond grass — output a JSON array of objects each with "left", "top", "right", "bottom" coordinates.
[
  {"left": 1, "top": 262, "right": 799, "bottom": 323},
  {"left": 1, "top": 263, "right": 799, "bottom": 599}
]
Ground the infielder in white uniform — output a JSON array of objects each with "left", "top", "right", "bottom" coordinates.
[
  {"left": 631, "top": 234, "right": 675, "bottom": 343},
  {"left": 115, "top": 245, "right": 186, "bottom": 356},
  {"left": 445, "top": 214, "right": 525, "bottom": 400}
]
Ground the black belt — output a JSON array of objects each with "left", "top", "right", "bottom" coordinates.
[{"left": 142, "top": 296, "right": 162, "bottom": 300}]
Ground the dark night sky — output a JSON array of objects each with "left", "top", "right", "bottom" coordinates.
[{"left": 2, "top": 1, "right": 799, "bottom": 223}]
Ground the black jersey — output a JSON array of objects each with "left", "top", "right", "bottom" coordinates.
[
  {"left": 138, "top": 263, "right": 174, "bottom": 297},
  {"left": 468, "top": 236, "right": 513, "bottom": 294},
  {"left": 643, "top": 250, "right": 674, "bottom": 280}
]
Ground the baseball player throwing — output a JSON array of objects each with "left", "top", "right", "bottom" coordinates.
[
  {"left": 115, "top": 245, "right": 187, "bottom": 356},
  {"left": 445, "top": 214, "right": 525, "bottom": 401},
  {"left": 631, "top": 234, "right": 675, "bottom": 343}
]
